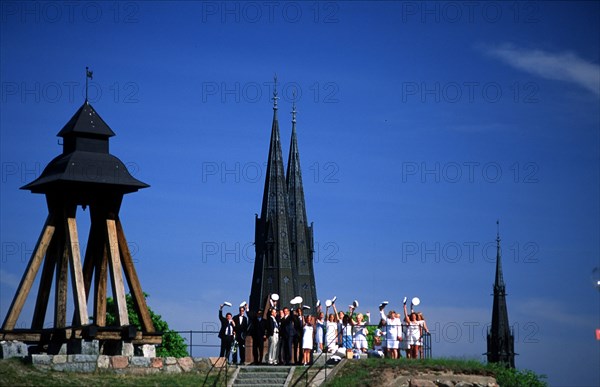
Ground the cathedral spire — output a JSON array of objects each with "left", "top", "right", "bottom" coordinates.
[
  {"left": 272, "top": 74, "right": 279, "bottom": 112},
  {"left": 250, "top": 76, "right": 295, "bottom": 311},
  {"left": 494, "top": 220, "right": 505, "bottom": 292},
  {"left": 286, "top": 95, "right": 318, "bottom": 311},
  {"left": 487, "top": 220, "right": 516, "bottom": 368}
]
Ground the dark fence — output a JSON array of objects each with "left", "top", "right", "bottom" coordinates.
[{"left": 175, "top": 325, "right": 432, "bottom": 359}]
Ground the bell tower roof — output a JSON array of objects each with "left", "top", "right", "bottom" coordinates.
[{"left": 21, "top": 101, "right": 148, "bottom": 196}]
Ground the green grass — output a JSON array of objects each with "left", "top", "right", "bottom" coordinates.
[
  {"left": 0, "top": 358, "right": 230, "bottom": 387},
  {"left": 322, "top": 357, "right": 547, "bottom": 387}
]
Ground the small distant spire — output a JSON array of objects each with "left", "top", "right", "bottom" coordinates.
[
  {"left": 85, "top": 66, "right": 93, "bottom": 102},
  {"left": 272, "top": 74, "right": 279, "bottom": 111},
  {"left": 291, "top": 90, "right": 297, "bottom": 124},
  {"left": 496, "top": 219, "right": 500, "bottom": 244}
]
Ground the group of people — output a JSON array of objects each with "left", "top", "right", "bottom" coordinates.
[{"left": 217, "top": 296, "right": 429, "bottom": 366}]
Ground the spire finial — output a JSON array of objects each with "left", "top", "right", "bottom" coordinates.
[
  {"left": 291, "top": 90, "right": 297, "bottom": 124},
  {"left": 85, "top": 66, "right": 93, "bottom": 102},
  {"left": 272, "top": 73, "right": 278, "bottom": 111},
  {"left": 496, "top": 219, "right": 500, "bottom": 244}
]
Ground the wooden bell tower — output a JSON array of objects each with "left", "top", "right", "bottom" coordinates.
[{"left": 1, "top": 101, "right": 161, "bottom": 351}]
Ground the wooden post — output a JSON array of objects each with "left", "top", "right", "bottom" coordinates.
[
  {"left": 2, "top": 216, "right": 55, "bottom": 330},
  {"left": 94, "top": 242, "right": 108, "bottom": 326},
  {"left": 106, "top": 219, "right": 129, "bottom": 326},
  {"left": 54, "top": 242, "right": 69, "bottom": 328},
  {"left": 31, "top": 228, "right": 61, "bottom": 329},
  {"left": 116, "top": 219, "right": 155, "bottom": 332},
  {"left": 65, "top": 216, "right": 89, "bottom": 325}
]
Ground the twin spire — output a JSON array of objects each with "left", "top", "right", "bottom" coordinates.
[{"left": 250, "top": 76, "right": 318, "bottom": 311}]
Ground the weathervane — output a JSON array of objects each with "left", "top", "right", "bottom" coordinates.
[
  {"left": 272, "top": 73, "right": 278, "bottom": 111},
  {"left": 291, "top": 90, "right": 297, "bottom": 124},
  {"left": 85, "top": 66, "right": 93, "bottom": 101},
  {"left": 496, "top": 219, "right": 500, "bottom": 243}
]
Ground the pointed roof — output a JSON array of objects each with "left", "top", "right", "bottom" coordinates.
[
  {"left": 494, "top": 222, "right": 505, "bottom": 293},
  {"left": 250, "top": 77, "right": 296, "bottom": 310},
  {"left": 286, "top": 98, "right": 318, "bottom": 310},
  {"left": 57, "top": 101, "right": 115, "bottom": 138},
  {"left": 21, "top": 101, "right": 147, "bottom": 194},
  {"left": 487, "top": 220, "right": 515, "bottom": 368},
  {"left": 260, "top": 77, "right": 287, "bottom": 220}
]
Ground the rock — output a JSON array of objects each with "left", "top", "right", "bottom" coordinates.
[
  {"left": 163, "top": 364, "right": 182, "bottom": 373},
  {"left": 409, "top": 379, "right": 437, "bottom": 387},
  {"left": 69, "top": 354, "right": 98, "bottom": 363},
  {"left": 97, "top": 355, "right": 110, "bottom": 369},
  {"left": 52, "top": 355, "right": 67, "bottom": 364},
  {"left": 437, "top": 380, "right": 455, "bottom": 387},
  {"left": 164, "top": 356, "right": 177, "bottom": 365},
  {"left": 209, "top": 356, "right": 226, "bottom": 367},
  {"left": 31, "top": 354, "right": 52, "bottom": 365},
  {"left": 130, "top": 356, "right": 151, "bottom": 367},
  {"left": 111, "top": 355, "right": 129, "bottom": 369},
  {"left": 135, "top": 344, "right": 156, "bottom": 357},
  {"left": 177, "top": 357, "right": 194, "bottom": 372},
  {"left": 0, "top": 341, "right": 28, "bottom": 358},
  {"left": 151, "top": 357, "right": 163, "bottom": 368}
]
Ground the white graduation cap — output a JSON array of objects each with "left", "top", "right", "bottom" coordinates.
[
  {"left": 325, "top": 299, "right": 332, "bottom": 307},
  {"left": 379, "top": 301, "right": 389, "bottom": 308},
  {"left": 316, "top": 300, "right": 321, "bottom": 308},
  {"left": 240, "top": 301, "right": 247, "bottom": 308},
  {"left": 411, "top": 297, "right": 420, "bottom": 306},
  {"left": 302, "top": 305, "right": 311, "bottom": 310},
  {"left": 331, "top": 296, "right": 337, "bottom": 304},
  {"left": 353, "top": 300, "right": 359, "bottom": 308},
  {"left": 223, "top": 302, "right": 232, "bottom": 307},
  {"left": 271, "top": 294, "right": 279, "bottom": 301}
]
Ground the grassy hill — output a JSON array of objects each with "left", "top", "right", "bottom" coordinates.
[
  {"left": 0, "top": 357, "right": 546, "bottom": 387},
  {"left": 322, "top": 358, "right": 547, "bottom": 387}
]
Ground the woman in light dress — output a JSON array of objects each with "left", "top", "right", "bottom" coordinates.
[
  {"left": 352, "top": 312, "right": 369, "bottom": 352},
  {"left": 416, "top": 312, "right": 429, "bottom": 359},
  {"left": 325, "top": 304, "right": 339, "bottom": 352},
  {"left": 379, "top": 306, "right": 402, "bottom": 359},
  {"left": 404, "top": 302, "right": 422, "bottom": 359},
  {"left": 302, "top": 315, "right": 314, "bottom": 366},
  {"left": 315, "top": 311, "right": 325, "bottom": 353}
]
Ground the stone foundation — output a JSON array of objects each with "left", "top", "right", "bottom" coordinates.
[{"left": 30, "top": 354, "right": 222, "bottom": 374}]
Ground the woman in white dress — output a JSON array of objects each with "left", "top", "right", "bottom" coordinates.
[
  {"left": 325, "top": 311, "right": 338, "bottom": 353},
  {"left": 416, "top": 312, "right": 429, "bottom": 359},
  {"left": 352, "top": 313, "right": 369, "bottom": 352},
  {"left": 315, "top": 311, "right": 325, "bottom": 353},
  {"left": 404, "top": 302, "right": 421, "bottom": 359},
  {"left": 302, "top": 315, "right": 314, "bottom": 365},
  {"left": 379, "top": 306, "right": 402, "bottom": 359}
]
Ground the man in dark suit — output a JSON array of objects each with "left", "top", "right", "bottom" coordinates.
[
  {"left": 232, "top": 305, "right": 249, "bottom": 364},
  {"left": 279, "top": 307, "right": 300, "bottom": 365},
  {"left": 218, "top": 304, "right": 235, "bottom": 363},
  {"left": 248, "top": 307, "right": 267, "bottom": 364}
]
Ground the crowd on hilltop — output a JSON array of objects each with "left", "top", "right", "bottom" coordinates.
[{"left": 217, "top": 295, "right": 429, "bottom": 366}]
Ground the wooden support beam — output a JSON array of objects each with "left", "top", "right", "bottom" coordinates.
[
  {"left": 106, "top": 219, "right": 129, "bottom": 326},
  {"left": 54, "top": 242, "right": 69, "bottom": 328},
  {"left": 65, "top": 216, "right": 89, "bottom": 325},
  {"left": 74, "top": 216, "right": 100, "bottom": 326},
  {"left": 2, "top": 216, "right": 55, "bottom": 330},
  {"left": 94, "top": 242, "right": 108, "bottom": 327},
  {"left": 116, "top": 219, "right": 155, "bottom": 332},
  {"left": 31, "top": 231, "right": 60, "bottom": 329}
]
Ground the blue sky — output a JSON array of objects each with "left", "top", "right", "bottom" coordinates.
[{"left": 1, "top": 1, "right": 599, "bottom": 385}]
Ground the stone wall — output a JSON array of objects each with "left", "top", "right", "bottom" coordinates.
[{"left": 30, "top": 354, "right": 225, "bottom": 374}]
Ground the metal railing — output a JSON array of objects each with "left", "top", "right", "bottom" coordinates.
[
  {"left": 174, "top": 326, "right": 431, "bottom": 360},
  {"left": 174, "top": 330, "right": 220, "bottom": 357}
]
